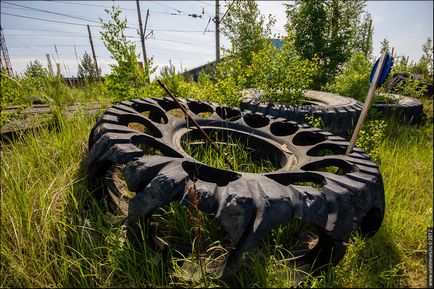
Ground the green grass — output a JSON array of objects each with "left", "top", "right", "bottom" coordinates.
[
  {"left": 1, "top": 98, "right": 432, "bottom": 287},
  {"left": 182, "top": 131, "right": 279, "bottom": 173}
]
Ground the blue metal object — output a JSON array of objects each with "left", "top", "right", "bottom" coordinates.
[{"left": 370, "top": 53, "right": 394, "bottom": 87}]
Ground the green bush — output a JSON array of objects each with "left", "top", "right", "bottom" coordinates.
[
  {"left": 100, "top": 6, "right": 155, "bottom": 101},
  {"left": 356, "top": 117, "right": 387, "bottom": 163},
  {"left": 246, "top": 37, "right": 318, "bottom": 105},
  {"left": 326, "top": 51, "right": 371, "bottom": 101}
]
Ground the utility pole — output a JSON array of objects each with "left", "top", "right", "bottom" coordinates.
[
  {"left": 136, "top": 0, "right": 149, "bottom": 84},
  {"left": 0, "top": 25, "right": 13, "bottom": 76},
  {"left": 136, "top": 0, "right": 150, "bottom": 84},
  {"left": 215, "top": 0, "right": 220, "bottom": 62},
  {"left": 87, "top": 25, "right": 101, "bottom": 80}
]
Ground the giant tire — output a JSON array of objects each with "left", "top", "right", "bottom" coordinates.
[
  {"left": 87, "top": 97, "right": 385, "bottom": 280},
  {"left": 372, "top": 94, "right": 424, "bottom": 124},
  {"left": 240, "top": 89, "right": 363, "bottom": 137}
]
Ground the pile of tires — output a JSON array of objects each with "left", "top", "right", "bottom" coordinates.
[
  {"left": 87, "top": 96, "right": 385, "bottom": 280},
  {"left": 240, "top": 89, "right": 363, "bottom": 137}
]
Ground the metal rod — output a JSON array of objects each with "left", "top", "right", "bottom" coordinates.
[
  {"left": 157, "top": 79, "right": 234, "bottom": 170},
  {"left": 346, "top": 52, "right": 388, "bottom": 154}
]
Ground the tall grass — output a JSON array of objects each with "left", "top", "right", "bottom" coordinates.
[{"left": 1, "top": 99, "right": 432, "bottom": 287}]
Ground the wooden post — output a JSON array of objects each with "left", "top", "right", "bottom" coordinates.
[
  {"left": 346, "top": 52, "right": 388, "bottom": 154},
  {"left": 46, "top": 54, "right": 53, "bottom": 76},
  {"left": 215, "top": 0, "right": 220, "bottom": 62},
  {"left": 136, "top": 0, "right": 150, "bottom": 84},
  {"left": 87, "top": 25, "right": 101, "bottom": 80}
]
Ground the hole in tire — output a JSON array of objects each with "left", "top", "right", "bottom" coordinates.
[
  {"left": 266, "top": 172, "right": 326, "bottom": 189},
  {"left": 188, "top": 101, "right": 214, "bottom": 118},
  {"left": 105, "top": 165, "right": 136, "bottom": 221},
  {"left": 118, "top": 115, "right": 163, "bottom": 138},
  {"left": 131, "top": 101, "right": 168, "bottom": 124},
  {"left": 216, "top": 106, "right": 241, "bottom": 121},
  {"left": 148, "top": 201, "right": 235, "bottom": 279},
  {"left": 292, "top": 131, "right": 327, "bottom": 146},
  {"left": 270, "top": 121, "right": 299, "bottom": 136},
  {"left": 239, "top": 220, "right": 321, "bottom": 276},
  {"left": 301, "top": 159, "right": 356, "bottom": 175},
  {"left": 167, "top": 108, "right": 185, "bottom": 118},
  {"left": 181, "top": 128, "right": 288, "bottom": 173},
  {"left": 243, "top": 113, "right": 270, "bottom": 128},
  {"left": 307, "top": 143, "right": 346, "bottom": 157}
]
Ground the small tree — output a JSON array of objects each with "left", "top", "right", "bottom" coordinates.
[
  {"left": 246, "top": 37, "right": 319, "bottom": 104},
  {"left": 326, "top": 52, "right": 371, "bottom": 101},
  {"left": 24, "top": 60, "right": 48, "bottom": 78},
  {"left": 100, "top": 6, "right": 155, "bottom": 100},
  {"left": 77, "top": 51, "right": 98, "bottom": 82},
  {"left": 285, "top": 0, "right": 370, "bottom": 89},
  {"left": 221, "top": 0, "right": 275, "bottom": 68},
  {"left": 380, "top": 38, "right": 391, "bottom": 53},
  {"left": 411, "top": 37, "right": 433, "bottom": 82}
]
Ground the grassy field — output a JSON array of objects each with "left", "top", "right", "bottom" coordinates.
[{"left": 0, "top": 98, "right": 432, "bottom": 287}]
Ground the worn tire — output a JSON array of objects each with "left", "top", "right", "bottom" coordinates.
[
  {"left": 372, "top": 94, "right": 424, "bottom": 124},
  {"left": 240, "top": 89, "right": 363, "bottom": 137},
  {"left": 87, "top": 97, "right": 384, "bottom": 280}
]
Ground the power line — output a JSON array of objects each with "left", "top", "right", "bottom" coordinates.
[
  {"left": 1, "top": 12, "right": 101, "bottom": 27},
  {"left": 197, "top": 1, "right": 215, "bottom": 7},
  {"left": 148, "top": 38, "right": 215, "bottom": 48},
  {"left": 149, "top": 1, "right": 188, "bottom": 15},
  {"left": 2, "top": 1, "right": 101, "bottom": 24},
  {"left": 1, "top": 27, "right": 88, "bottom": 34},
  {"left": 5, "top": 34, "right": 89, "bottom": 38},
  {"left": 47, "top": 0, "right": 203, "bottom": 18}
]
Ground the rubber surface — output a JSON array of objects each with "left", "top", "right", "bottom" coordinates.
[
  {"left": 372, "top": 93, "right": 424, "bottom": 124},
  {"left": 240, "top": 89, "right": 363, "bottom": 137},
  {"left": 87, "top": 97, "right": 385, "bottom": 279}
]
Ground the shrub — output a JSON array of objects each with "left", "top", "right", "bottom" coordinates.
[
  {"left": 100, "top": 6, "right": 155, "bottom": 101},
  {"left": 246, "top": 37, "right": 318, "bottom": 105},
  {"left": 326, "top": 51, "right": 371, "bottom": 101}
]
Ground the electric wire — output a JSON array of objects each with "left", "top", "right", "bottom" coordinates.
[{"left": 2, "top": 2, "right": 101, "bottom": 24}]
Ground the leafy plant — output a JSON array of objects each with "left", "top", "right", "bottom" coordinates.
[
  {"left": 285, "top": 0, "right": 372, "bottom": 88},
  {"left": 100, "top": 6, "right": 155, "bottom": 101},
  {"left": 305, "top": 114, "right": 324, "bottom": 129},
  {"left": 356, "top": 117, "right": 387, "bottom": 163},
  {"left": 246, "top": 37, "right": 318, "bottom": 104},
  {"left": 77, "top": 51, "right": 99, "bottom": 83},
  {"left": 326, "top": 51, "right": 371, "bottom": 101},
  {"left": 221, "top": 0, "right": 275, "bottom": 68},
  {"left": 24, "top": 60, "right": 48, "bottom": 78}
]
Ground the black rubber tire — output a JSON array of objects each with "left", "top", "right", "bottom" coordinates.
[
  {"left": 87, "top": 97, "right": 384, "bottom": 279},
  {"left": 372, "top": 94, "right": 424, "bottom": 124},
  {"left": 240, "top": 89, "right": 363, "bottom": 137}
]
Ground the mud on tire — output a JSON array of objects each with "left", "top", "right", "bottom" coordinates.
[{"left": 87, "top": 96, "right": 385, "bottom": 280}]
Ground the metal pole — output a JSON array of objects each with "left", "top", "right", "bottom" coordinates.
[
  {"left": 215, "top": 0, "right": 220, "bottom": 62},
  {"left": 346, "top": 52, "right": 388, "bottom": 154},
  {"left": 157, "top": 80, "right": 234, "bottom": 170},
  {"left": 87, "top": 25, "right": 101, "bottom": 80}
]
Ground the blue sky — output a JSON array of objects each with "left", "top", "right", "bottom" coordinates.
[{"left": 1, "top": 1, "right": 433, "bottom": 79}]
